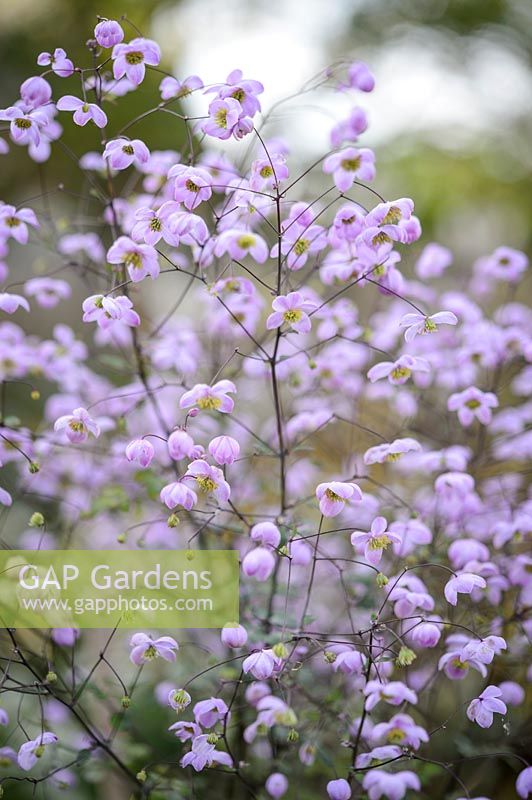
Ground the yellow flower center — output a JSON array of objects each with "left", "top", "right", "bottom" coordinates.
[
  {"left": 294, "top": 239, "right": 310, "bottom": 256},
  {"left": 215, "top": 108, "right": 228, "bottom": 128},
  {"left": 340, "top": 156, "right": 361, "bottom": 171},
  {"left": 5, "top": 216, "right": 20, "bottom": 227},
  {"left": 259, "top": 165, "right": 273, "bottom": 178},
  {"left": 149, "top": 217, "right": 162, "bottom": 231},
  {"left": 185, "top": 179, "right": 199, "bottom": 192},
  {"left": 237, "top": 234, "right": 256, "bottom": 249},
  {"left": 125, "top": 51, "right": 144, "bottom": 64},
  {"left": 382, "top": 206, "right": 402, "bottom": 225},
  {"left": 197, "top": 395, "right": 221, "bottom": 410},
  {"left": 385, "top": 452, "right": 402, "bottom": 462},
  {"left": 390, "top": 367, "right": 411, "bottom": 381},
  {"left": 69, "top": 420, "right": 85, "bottom": 433},
  {"left": 423, "top": 319, "right": 437, "bottom": 334},
  {"left": 15, "top": 118, "right": 32, "bottom": 129},
  {"left": 325, "top": 488, "right": 342, "bottom": 502},
  {"left": 232, "top": 88, "right": 245, "bottom": 102},
  {"left": 122, "top": 144, "right": 135, "bottom": 155},
  {"left": 466, "top": 399, "right": 481, "bottom": 409},
  {"left": 372, "top": 231, "right": 392, "bottom": 246},
  {"left": 283, "top": 309, "right": 302, "bottom": 324},
  {"left": 387, "top": 727, "right": 406, "bottom": 744},
  {"left": 196, "top": 476, "right": 217, "bottom": 493},
  {"left": 369, "top": 534, "right": 391, "bottom": 550},
  {"left": 124, "top": 251, "right": 142, "bottom": 269}
]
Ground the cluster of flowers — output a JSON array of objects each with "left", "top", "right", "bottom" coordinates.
[{"left": 0, "top": 14, "right": 530, "bottom": 800}]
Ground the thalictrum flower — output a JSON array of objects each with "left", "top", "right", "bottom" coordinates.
[
  {"left": 179, "top": 380, "right": 236, "bottom": 414},
  {"left": 103, "top": 137, "right": 150, "bottom": 170},
  {"left": 94, "top": 19, "right": 124, "bottom": 48},
  {"left": 112, "top": 38, "right": 161, "bottom": 85},
  {"left": 0, "top": 204, "right": 39, "bottom": 243},
  {"left": 266, "top": 292, "right": 317, "bottom": 334},
  {"left": 444, "top": 572, "right": 487, "bottom": 606},
  {"left": 399, "top": 310, "right": 458, "bottom": 342},
  {"left": 56, "top": 96, "right": 107, "bottom": 128},
  {"left": 316, "top": 481, "right": 363, "bottom": 517},
  {"left": 447, "top": 386, "right": 498, "bottom": 426},
  {"left": 107, "top": 236, "right": 159, "bottom": 282},
  {"left": 54, "top": 407, "right": 100, "bottom": 443},
  {"left": 129, "top": 633, "right": 178, "bottom": 665},
  {"left": 466, "top": 685, "right": 507, "bottom": 728},
  {"left": 125, "top": 439, "right": 155, "bottom": 468},
  {"left": 37, "top": 48, "right": 74, "bottom": 77},
  {"left": 0, "top": 293, "right": 30, "bottom": 314},
  {"left": 323, "top": 147, "right": 376, "bottom": 191},
  {"left": 17, "top": 733, "right": 58, "bottom": 771},
  {"left": 351, "top": 516, "right": 401, "bottom": 566}
]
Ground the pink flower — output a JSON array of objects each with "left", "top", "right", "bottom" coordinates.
[
  {"left": 266, "top": 292, "right": 317, "bottom": 334},
  {"left": 107, "top": 236, "right": 159, "bottom": 282},
  {"left": 37, "top": 48, "right": 74, "bottom": 77},
  {"left": 363, "top": 769, "right": 420, "bottom": 800},
  {"left": 444, "top": 572, "right": 487, "bottom": 606},
  {"left": 131, "top": 202, "right": 183, "bottom": 246},
  {"left": 160, "top": 481, "right": 198, "bottom": 510},
  {"left": 316, "top": 481, "right": 362, "bottom": 517},
  {"left": 167, "top": 429, "right": 199, "bottom": 461},
  {"left": 180, "top": 734, "right": 232, "bottom": 771},
  {"left": 24, "top": 277, "right": 70, "bottom": 308},
  {"left": 17, "top": 732, "right": 58, "bottom": 771},
  {"left": 466, "top": 685, "right": 507, "bottom": 728},
  {"left": 242, "top": 547, "right": 276, "bottom": 581},
  {"left": 168, "top": 164, "right": 213, "bottom": 210},
  {"left": 364, "top": 438, "right": 421, "bottom": 465},
  {"left": 341, "top": 61, "right": 375, "bottom": 92},
  {"left": 243, "top": 649, "right": 279, "bottom": 680},
  {"left": 323, "top": 147, "right": 376, "bottom": 191},
  {"left": 265, "top": 773, "right": 288, "bottom": 799},
  {"left": 447, "top": 386, "right": 498, "bottom": 426},
  {"left": 415, "top": 242, "right": 452, "bottom": 279},
  {"left": 365, "top": 198, "right": 415, "bottom": 242},
  {"left": 82, "top": 294, "right": 140, "bottom": 329},
  {"left": 399, "top": 310, "right": 458, "bottom": 342},
  {"left": 327, "top": 778, "right": 352, "bottom": 800},
  {"left": 125, "top": 439, "right": 155, "bottom": 468},
  {"left": 214, "top": 229, "right": 269, "bottom": 262},
  {"left": 56, "top": 96, "right": 107, "bottom": 128},
  {"left": 0, "top": 293, "right": 30, "bottom": 314},
  {"left": 0, "top": 204, "right": 39, "bottom": 243},
  {"left": 271, "top": 224, "right": 328, "bottom": 270},
  {"left": 202, "top": 97, "right": 248, "bottom": 140},
  {"left": 0, "top": 107, "right": 48, "bottom": 146},
  {"left": 94, "top": 19, "right": 124, "bottom": 48},
  {"left": 184, "top": 459, "right": 231, "bottom": 502},
  {"left": 364, "top": 680, "right": 418, "bottom": 711},
  {"left": 54, "top": 407, "right": 100, "bottom": 443},
  {"left": 193, "top": 697, "right": 228, "bottom": 728},
  {"left": 103, "top": 137, "right": 150, "bottom": 170},
  {"left": 367, "top": 354, "right": 430, "bottom": 385},
  {"left": 168, "top": 687, "right": 191, "bottom": 711},
  {"left": 250, "top": 521, "right": 281, "bottom": 548},
  {"left": 351, "top": 516, "right": 401, "bottom": 566},
  {"left": 208, "top": 435, "right": 240, "bottom": 465},
  {"left": 159, "top": 74, "right": 204, "bottom": 100},
  {"left": 112, "top": 38, "right": 161, "bottom": 86},
  {"left": 516, "top": 766, "right": 532, "bottom": 798},
  {"left": 129, "top": 632, "right": 178, "bottom": 665},
  {"left": 179, "top": 380, "right": 236, "bottom": 414},
  {"left": 221, "top": 623, "right": 248, "bottom": 648}
]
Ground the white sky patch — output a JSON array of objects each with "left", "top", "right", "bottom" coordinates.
[{"left": 152, "top": 0, "right": 532, "bottom": 158}]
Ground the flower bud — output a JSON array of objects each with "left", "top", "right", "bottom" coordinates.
[
  {"left": 208, "top": 435, "right": 240, "bottom": 465},
  {"left": 265, "top": 772, "right": 288, "bottom": 799},
  {"left": 29, "top": 512, "right": 45, "bottom": 527},
  {"left": 121, "top": 695, "right": 131, "bottom": 708},
  {"left": 46, "top": 671, "right": 57, "bottom": 683},
  {"left": 136, "top": 769, "right": 147, "bottom": 783},
  {"left": 167, "top": 513, "right": 180, "bottom": 528},
  {"left": 376, "top": 572, "right": 389, "bottom": 587},
  {"left": 221, "top": 622, "right": 248, "bottom": 648},
  {"left": 327, "top": 778, "right": 352, "bottom": 800},
  {"left": 396, "top": 646, "right": 416, "bottom": 667},
  {"left": 287, "top": 728, "right": 299, "bottom": 742},
  {"left": 272, "top": 642, "right": 288, "bottom": 659}
]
